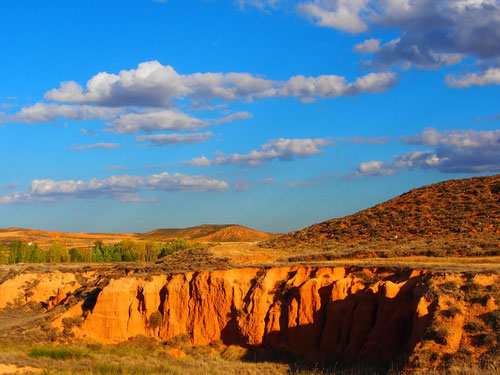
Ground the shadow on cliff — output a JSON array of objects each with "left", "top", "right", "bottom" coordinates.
[{"left": 217, "top": 273, "right": 434, "bottom": 374}]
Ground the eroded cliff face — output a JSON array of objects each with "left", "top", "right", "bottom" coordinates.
[{"left": 0, "top": 266, "right": 498, "bottom": 368}]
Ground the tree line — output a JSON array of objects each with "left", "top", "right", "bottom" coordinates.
[{"left": 0, "top": 238, "right": 196, "bottom": 264}]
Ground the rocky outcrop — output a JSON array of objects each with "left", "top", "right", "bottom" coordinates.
[
  {"left": 74, "top": 267, "right": 437, "bottom": 363},
  {"left": 0, "top": 271, "right": 80, "bottom": 309},
  {"left": 0, "top": 266, "right": 498, "bottom": 369}
]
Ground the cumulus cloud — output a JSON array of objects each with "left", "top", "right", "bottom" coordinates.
[
  {"left": 353, "top": 39, "right": 381, "bottom": 54},
  {"left": 0, "top": 172, "right": 229, "bottom": 204},
  {"left": 353, "top": 128, "right": 500, "bottom": 176},
  {"left": 302, "top": 0, "right": 500, "bottom": 71},
  {"left": 1, "top": 102, "right": 121, "bottom": 124},
  {"left": 69, "top": 142, "right": 120, "bottom": 151},
  {"left": 352, "top": 160, "right": 395, "bottom": 177},
  {"left": 278, "top": 71, "right": 399, "bottom": 102},
  {"left": 44, "top": 61, "right": 276, "bottom": 107},
  {"left": 446, "top": 67, "right": 500, "bottom": 88},
  {"left": 107, "top": 109, "right": 208, "bottom": 134},
  {"left": 299, "top": 0, "right": 370, "bottom": 33},
  {"left": 189, "top": 156, "right": 213, "bottom": 167},
  {"left": 136, "top": 132, "right": 212, "bottom": 146},
  {"left": 43, "top": 61, "right": 398, "bottom": 109},
  {"left": 189, "top": 137, "right": 334, "bottom": 166},
  {"left": 105, "top": 109, "right": 253, "bottom": 134}
]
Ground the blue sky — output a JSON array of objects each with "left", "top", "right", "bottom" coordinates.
[{"left": 0, "top": 0, "right": 499, "bottom": 233}]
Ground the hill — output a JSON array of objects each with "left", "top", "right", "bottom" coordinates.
[
  {"left": 263, "top": 174, "right": 500, "bottom": 257},
  {"left": 0, "top": 224, "right": 272, "bottom": 249},
  {"left": 138, "top": 224, "right": 272, "bottom": 242}
]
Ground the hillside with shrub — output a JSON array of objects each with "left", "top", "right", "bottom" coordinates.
[{"left": 264, "top": 174, "right": 499, "bottom": 257}]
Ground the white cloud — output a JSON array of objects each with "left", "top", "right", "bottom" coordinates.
[
  {"left": 353, "top": 39, "right": 381, "bottom": 54},
  {"left": 446, "top": 67, "right": 500, "bottom": 88},
  {"left": 301, "top": 0, "right": 500, "bottom": 70},
  {"left": 0, "top": 172, "right": 229, "bottom": 204},
  {"left": 43, "top": 61, "right": 398, "bottom": 109},
  {"left": 79, "top": 128, "right": 98, "bottom": 136},
  {"left": 352, "top": 160, "right": 395, "bottom": 177},
  {"left": 404, "top": 127, "right": 500, "bottom": 148},
  {"left": 278, "top": 71, "right": 399, "bottom": 102},
  {"left": 69, "top": 142, "right": 120, "bottom": 151},
  {"left": 299, "top": 0, "right": 370, "bottom": 33},
  {"left": 2, "top": 102, "right": 121, "bottom": 124},
  {"left": 353, "top": 128, "right": 500, "bottom": 176},
  {"left": 352, "top": 151, "right": 441, "bottom": 177},
  {"left": 44, "top": 61, "right": 276, "bottom": 107},
  {"left": 106, "top": 109, "right": 253, "bottom": 134},
  {"left": 108, "top": 109, "right": 208, "bottom": 134},
  {"left": 189, "top": 156, "right": 213, "bottom": 167},
  {"left": 136, "top": 132, "right": 212, "bottom": 146},
  {"left": 211, "top": 111, "right": 253, "bottom": 125},
  {"left": 190, "top": 137, "right": 334, "bottom": 166}
]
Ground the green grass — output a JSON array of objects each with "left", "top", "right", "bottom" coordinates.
[{"left": 29, "top": 345, "right": 89, "bottom": 360}]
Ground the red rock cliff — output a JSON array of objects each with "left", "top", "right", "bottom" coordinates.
[{"left": 75, "top": 267, "right": 434, "bottom": 363}]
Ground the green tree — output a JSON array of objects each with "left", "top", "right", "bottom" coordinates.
[
  {"left": 69, "top": 248, "right": 87, "bottom": 262},
  {"left": 0, "top": 244, "right": 8, "bottom": 264},
  {"left": 47, "top": 243, "right": 69, "bottom": 263}
]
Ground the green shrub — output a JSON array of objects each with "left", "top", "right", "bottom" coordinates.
[{"left": 149, "top": 311, "right": 163, "bottom": 329}]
